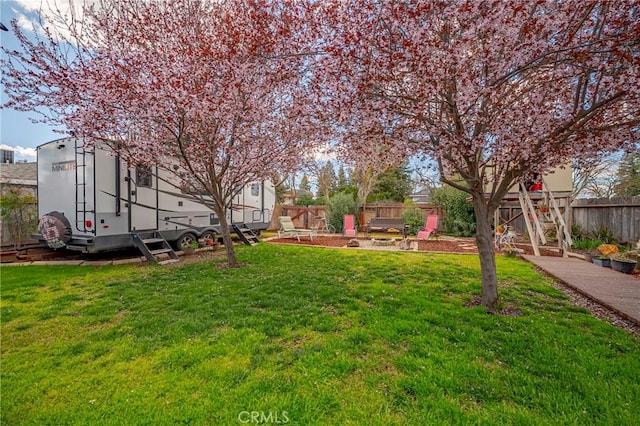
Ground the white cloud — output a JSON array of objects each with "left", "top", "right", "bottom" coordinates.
[
  {"left": 0, "top": 144, "right": 37, "bottom": 161},
  {"left": 12, "top": 0, "right": 91, "bottom": 39}
]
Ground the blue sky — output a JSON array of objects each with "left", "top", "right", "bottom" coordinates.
[{"left": 1, "top": 0, "right": 68, "bottom": 161}]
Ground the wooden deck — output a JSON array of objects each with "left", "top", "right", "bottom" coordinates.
[{"left": 523, "top": 255, "right": 640, "bottom": 324}]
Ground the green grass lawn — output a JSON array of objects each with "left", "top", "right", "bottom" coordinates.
[{"left": 1, "top": 244, "right": 639, "bottom": 425}]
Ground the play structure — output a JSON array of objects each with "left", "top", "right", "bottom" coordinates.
[{"left": 494, "top": 166, "right": 573, "bottom": 256}]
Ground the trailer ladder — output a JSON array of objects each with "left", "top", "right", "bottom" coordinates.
[
  {"left": 74, "top": 143, "right": 93, "bottom": 233},
  {"left": 232, "top": 223, "right": 260, "bottom": 245},
  {"left": 132, "top": 232, "right": 180, "bottom": 264}
]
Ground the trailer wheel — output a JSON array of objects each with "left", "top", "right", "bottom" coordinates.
[
  {"left": 200, "top": 230, "right": 217, "bottom": 243},
  {"left": 38, "top": 211, "right": 72, "bottom": 249},
  {"left": 173, "top": 232, "right": 197, "bottom": 251}
]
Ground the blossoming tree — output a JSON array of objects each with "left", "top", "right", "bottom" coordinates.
[
  {"left": 317, "top": 0, "right": 639, "bottom": 311},
  {"left": 2, "top": 0, "right": 318, "bottom": 267}
]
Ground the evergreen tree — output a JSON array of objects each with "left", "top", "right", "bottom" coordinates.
[
  {"left": 336, "top": 165, "right": 348, "bottom": 189},
  {"left": 614, "top": 152, "right": 640, "bottom": 197},
  {"left": 317, "top": 161, "right": 337, "bottom": 200},
  {"left": 368, "top": 164, "right": 413, "bottom": 202},
  {"left": 299, "top": 174, "right": 311, "bottom": 192}
]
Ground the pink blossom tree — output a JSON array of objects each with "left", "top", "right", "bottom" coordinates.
[
  {"left": 2, "top": 0, "right": 319, "bottom": 267},
  {"left": 316, "top": 0, "right": 639, "bottom": 311}
]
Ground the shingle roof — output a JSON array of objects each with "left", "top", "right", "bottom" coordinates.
[{"left": 0, "top": 162, "right": 37, "bottom": 185}]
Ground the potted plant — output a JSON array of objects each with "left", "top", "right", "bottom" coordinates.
[
  {"left": 611, "top": 252, "right": 637, "bottom": 274},
  {"left": 592, "top": 255, "right": 611, "bottom": 268},
  {"left": 582, "top": 250, "right": 598, "bottom": 263},
  {"left": 502, "top": 247, "right": 517, "bottom": 258},
  {"left": 539, "top": 203, "right": 548, "bottom": 213},
  {"left": 182, "top": 240, "right": 199, "bottom": 255}
]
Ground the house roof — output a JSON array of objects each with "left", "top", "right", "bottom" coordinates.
[
  {"left": 0, "top": 162, "right": 37, "bottom": 186},
  {"left": 283, "top": 189, "right": 314, "bottom": 198},
  {"left": 408, "top": 187, "right": 432, "bottom": 203}
]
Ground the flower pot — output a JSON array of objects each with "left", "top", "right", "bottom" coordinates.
[
  {"left": 182, "top": 247, "right": 196, "bottom": 255},
  {"left": 611, "top": 259, "right": 636, "bottom": 274},
  {"left": 592, "top": 257, "right": 610, "bottom": 268}
]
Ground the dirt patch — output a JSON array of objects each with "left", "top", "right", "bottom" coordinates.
[
  {"left": 463, "top": 295, "right": 523, "bottom": 316},
  {"left": 268, "top": 236, "right": 562, "bottom": 256},
  {"left": 268, "top": 236, "right": 354, "bottom": 248}
]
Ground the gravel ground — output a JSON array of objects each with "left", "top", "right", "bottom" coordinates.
[{"left": 268, "top": 235, "right": 562, "bottom": 256}]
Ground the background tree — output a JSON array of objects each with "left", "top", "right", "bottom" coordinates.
[
  {"left": 572, "top": 154, "right": 621, "bottom": 198},
  {"left": 317, "top": 0, "right": 639, "bottom": 311},
  {"left": 368, "top": 163, "right": 413, "bottom": 203},
  {"left": 314, "top": 161, "right": 337, "bottom": 201},
  {"left": 299, "top": 174, "right": 312, "bottom": 192},
  {"left": 0, "top": 188, "right": 38, "bottom": 249},
  {"left": 430, "top": 185, "right": 477, "bottom": 237},
  {"left": 325, "top": 192, "right": 359, "bottom": 232},
  {"left": 333, "top": 164, "right": 353, "bottom": 195},
  {"left": 2, "top": 0, "right": 318, "bottom": 267},
  {"left": 614, "top": 152, "right": 640, "bottom": 197}
]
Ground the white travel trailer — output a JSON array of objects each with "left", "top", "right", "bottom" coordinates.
[{"left": 36, "top": 138, "right": 275, "bottom": 258}]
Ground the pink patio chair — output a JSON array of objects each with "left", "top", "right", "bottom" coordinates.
[
  {"left": 417, "top": 215, "right": 438, "bottom": 240},
  {"left": 343, "top": 214, "right": 357, "bottom": 237}
]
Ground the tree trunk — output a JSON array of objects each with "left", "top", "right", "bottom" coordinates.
[
  {"left": 214, "top": 205, "right": 239, "bottom": 268},
  {"left": 473, "top": 198, "right": 499, "bottom": 313}
]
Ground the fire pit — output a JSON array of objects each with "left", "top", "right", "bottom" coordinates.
[{"left": 371, "top": 238, "right": 396, "bottom": 247}]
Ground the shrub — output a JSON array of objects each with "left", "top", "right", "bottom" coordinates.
[
  {"left": 0, "top": 188, "right": 38, "bottom": 248},
  {"left": 430, "top": 185, "right": 476, "bottom": 237},
  {"left": 591, "top": 224, "right": 617, "bottom": 244},
  {"left": 326, "top": 192, "right": 359, "bottom": 232},
  {"left": 572, "top": 239, "right": 606, "bottom": 250},
  {"left": 295, "top": 194, "right": 322, "bottom": 206},
  {"left": 401, "top": 206, "right": 426, "bottom": 236}
]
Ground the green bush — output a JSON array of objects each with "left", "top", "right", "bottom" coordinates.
[
  {"left": 295, "top": 194, "right": 323, "bottom": 206},
  {"left": 572, "top": 239, "right": 606, "bottom": 250},
  {"left": 430, "top": 185, "right": 476, "bottom": 237},
  {"left": 326, "top": 192, "right": 359, "bottom": 232},
  {"left": 401, "top": 205, "right": 426, "bottom": 236},
  {"left": 591, "top": 225, "right": 617, "bottom": 244},
  {"left": 0, "top": 188, "right": 38, "bottom": 248}
]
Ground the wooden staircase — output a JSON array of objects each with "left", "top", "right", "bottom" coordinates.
[
  {"left": 517, "top": 179, "right": 573, "bottom": 256},
  {"left": 232, "top": 223, "right": 260, "bottom": 245},
  {"left": 132, "top": 232, "right": 180, "bottom": 264}
]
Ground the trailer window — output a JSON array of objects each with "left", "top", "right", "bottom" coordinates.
[
  {"left": 136, "top": 166, "right": 152, "bottom": 188},
  {"left": 251, "top": 183, "right": 260, "bottom": 197}
]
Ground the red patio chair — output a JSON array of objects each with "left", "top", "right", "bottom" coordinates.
[
  {"left": 343, "top": 214, "right": 357, "bottom": 237},
  {"left": 417, "top": 215, "right": 438, "bottom": 240}
]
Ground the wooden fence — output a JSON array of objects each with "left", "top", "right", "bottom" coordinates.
[
  {"left": 571, "top": 196, "right": 639, "bottom": 243},
  {"left": 275, "top": 203, "right": 443, "bottom": 232},
  {"left": 497, "top": 196, "right": 639, "bottom": 244},
  {"left": 275, "top": 197, "right": 639, "bottom": 243}
]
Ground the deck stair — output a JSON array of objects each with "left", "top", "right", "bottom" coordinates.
[
  {"left": 517, "top": 178, "right": 573, "bottom": 256},
  {"left": 232, "top": 223, "right": 260, "bottom": 245},
  {"left": 132, "top": 232, "right": 179, "bottom": 264}
]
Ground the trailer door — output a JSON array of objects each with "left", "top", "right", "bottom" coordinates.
[{"left": 128, "top": 165, "right": 158, "bottom": 231}]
